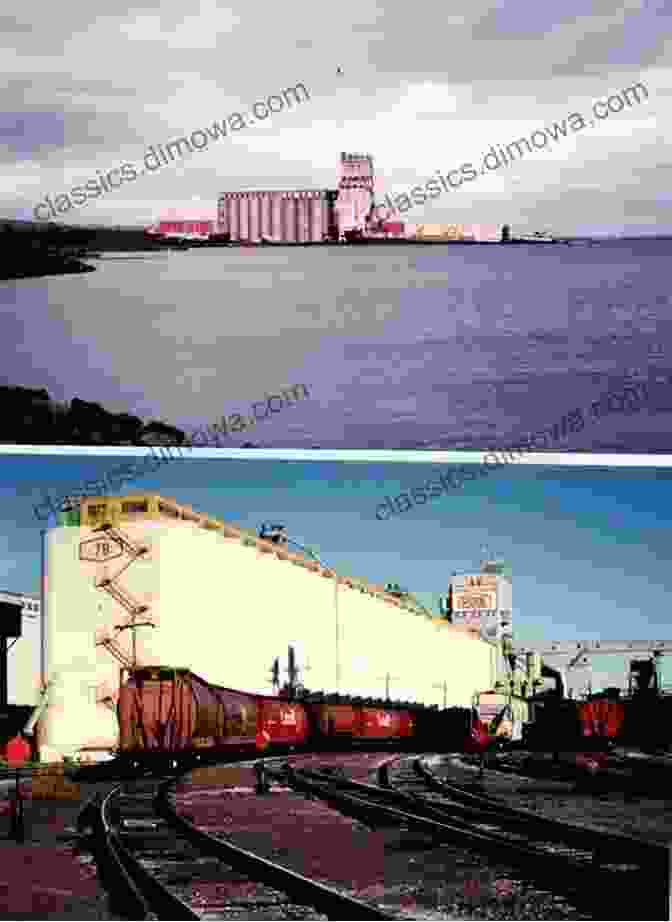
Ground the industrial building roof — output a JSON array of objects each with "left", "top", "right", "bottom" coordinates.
[{"left": 65, "top": 493, "right": 486, "bottom": 635}]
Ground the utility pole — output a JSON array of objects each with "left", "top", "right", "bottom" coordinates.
[
  {"left": 287, "top": 645, "right": 299, "bottom": 697},
  {"left": 40, "top": 529, "right": 47, "bottom": 694},
  {"left": 270, "top": 657, "right": 280, "bottom": 693},
  {"left": 334, "top": 574, "right": 340, "bottom": 692},
  {"left": 258, "top": 523, "right": 340, "bottom": 692},
  {"left": 432, "top": 680, "right": 448, "bottom": 709},
  {"left": 377, "top": 672, "right": 400, "bottom": 700}
]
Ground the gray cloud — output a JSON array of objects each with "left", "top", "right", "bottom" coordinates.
[{"left": 1, "top": 0, "right": 669, "bottom": 231}]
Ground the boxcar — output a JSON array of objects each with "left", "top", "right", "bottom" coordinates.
[
  {"left": 257, "top": 697, "right": 310, "bottom": 748},
  {"left": 309, "top": 704, "right": 359, "bottom": 740},
  {"left": 359, "top": 707, "right": 414, "bottom": 739},
  {"left": 578, "top": 698, "right": 625, "bottom": 740}
]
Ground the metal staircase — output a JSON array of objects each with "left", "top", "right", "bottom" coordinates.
[
  {"left": 87, "top": 524, "right": 155, "bottom": 670},
  {"left": 95, "top": 628, "right": 135, "bottom": 669}
]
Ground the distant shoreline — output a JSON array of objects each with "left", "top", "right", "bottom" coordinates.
[
  {"left": 218, "top": 237, "right": 564, "bottom": 247},
  {"left": 2, "top": 233, "right": 669, "bottom": 280},
  {"left": 204, "top": 236, "right": 672, "bottom": 247},
  {"left": 1, "top": 256, "right": 96, "bottom": 282}
]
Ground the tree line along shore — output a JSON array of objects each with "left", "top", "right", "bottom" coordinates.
[
  {"left": 0, "top": 385, "right": 190, "bottom": 446},
  {"left": 0, "top": 220, "right": 197, "bottom": 281}
]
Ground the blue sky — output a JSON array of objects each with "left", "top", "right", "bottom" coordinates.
[{"left": 4, "top": 453, "right": 672, "bottom": 692}]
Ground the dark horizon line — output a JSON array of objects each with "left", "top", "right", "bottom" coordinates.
[{"left": 3, "top": 218, "right": 672, "bottom": 240}]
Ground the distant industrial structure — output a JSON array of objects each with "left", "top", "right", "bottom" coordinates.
[
  {"left": 216, "top": 189, "right": 338, "bottom": 243},
  {"left": 414, "top": 223, "right": 501, "bottom": 242},
  {"left": 334, "top": 152, "right": 375, "bottom": 236},
  {"left": 214, "top": 153, "right": 377, "bottom": 243},
  {"left": 215, "top": 152, "right": 377, "bottom": 243},
  {"left": 147, "top": 153, "right": 518, "bottom": 245},
  {"left": 146, "top": 219, "right": 215, "bottom": 240}
]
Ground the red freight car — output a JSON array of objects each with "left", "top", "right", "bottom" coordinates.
[
  {"left": 359, "top": 708, "right": 414, "bottom": 739},
  {"left": 578, "top": 698, "right": 625, "bottom": 740},
  {"left": 118, "top": 668, "right": 258, "bottom": 754},
  {"left": 311, "top": 704, "right": 358, "bottom": 738},
  {"left": 257, "top": 698, "right": 310, "bottom": 749},
  {"left": 308, "top": 704, "right": 414, "bottom": 741},
  {"left": 117, "top": 667, "right": 440, "bottom": 763}
]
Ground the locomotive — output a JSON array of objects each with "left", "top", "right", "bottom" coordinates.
[{"left": 116, "top": 666, "right": 471, "bottom": 767}]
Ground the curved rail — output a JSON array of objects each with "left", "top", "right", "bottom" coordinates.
[
  {"left": 85, "top": 768, "right": 395, "bottom": 920},
  {"left": 286, "top": 759, "right": 668, "bottom": 919},
  {"left": 156, "top": 779, "right": 395, "bottom": 920},
  {"left": 413, "top": 757, "right": 664, "bottom": 859},
  {"left": 98, "top": 784, "right": 200, "bottom": 919}
]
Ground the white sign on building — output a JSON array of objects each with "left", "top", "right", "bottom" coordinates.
[
  {"left": 453, "top": 589, "right": 498, "bottom": 612},
  {"left": 450, "top": 568, "right": 512, "bottom": 645},
  {"left": 452, "top": 573, "right": 498, "bottom": 613}
]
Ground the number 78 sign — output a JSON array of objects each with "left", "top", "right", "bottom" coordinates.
[{"left": 79, "top": 535, "right": 124, "bottom": 562}]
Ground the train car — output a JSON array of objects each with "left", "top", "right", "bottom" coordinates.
[
  {"left": 359, "top": 707, "right": 414, "bottom": 740},
  {"left": 309, "top": 704, "right": 359, "bottom": 741},
  {"left": 413, "top": 705, "right": 472, "bottom": 751},
  {"left": 523, "top": 695, "right": 582, "bottom": 750},
  {"left": 522, "top": 693, "right": 624, "bottom": 782},
  {"left": 117, "top": 667, "right": 465, "bottom": 765},
  {"left": 578, "top": 697, "right": 625, "bottom": 740},
  {"left": 306, "top": 701, "right": 416, "bottom": 744},
  {"left": 257, "top": 698, "right": 310, "bottom": 750},
  {"left": 117, "top": 667, "right": 259, "bottom": 760}
]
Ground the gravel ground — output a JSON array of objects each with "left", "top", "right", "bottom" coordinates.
[
  {"left": 438, "top": 751, "right": 672, "bottom": 844},
  {"left": 0, "top": 781, "right": 119, "bottom": 920},
  {"left": 4, "top": 751, "right": 657, "bottom": 921},
  {"left": 175, "top": 753, "right": 593, "bottom": 920}
]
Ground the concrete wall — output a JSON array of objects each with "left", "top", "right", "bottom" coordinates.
[{"left": 42, "top": 507, "right": 495, "bottom": 758}]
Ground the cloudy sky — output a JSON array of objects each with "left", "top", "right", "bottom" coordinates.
[{"left": 4, "top": 0, "right": 671, "bottom": 235}]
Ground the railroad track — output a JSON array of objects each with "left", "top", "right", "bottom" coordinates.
[
  {"left": 82, "top": 768, "right": 396, "bottom": 920},
  {"left": 284, "top": 757, "right": 669, "bottom": 919},
  {"left": 490, "top": 748, "right": 672, "bottom": 792}
]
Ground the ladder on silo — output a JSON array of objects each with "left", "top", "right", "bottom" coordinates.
[
  {"left": 91, "top": 524, "right": 155, "bottom": 668},
  {"left": 95, "top": 628, "right": 135, "bottom": 668}
]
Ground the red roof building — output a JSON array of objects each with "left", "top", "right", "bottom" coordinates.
[{"left": 147, "top": 220, "right": 215, "bottom": 237}]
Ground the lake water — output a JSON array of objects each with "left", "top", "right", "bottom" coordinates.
[{"left": 1, "top": 239, "right": 671, "bottom": 450}]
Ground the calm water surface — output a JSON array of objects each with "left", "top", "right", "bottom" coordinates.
[{"left": 1, "top": 240, "right": 671, "bottom": 450}]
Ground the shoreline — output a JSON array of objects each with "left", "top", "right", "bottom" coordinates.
[
  {"left": 185, "top": 237, "right": 570, "bottom": 248},
  {"left": 1, "top": 257, "right": 97, "bottom": 282}
]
